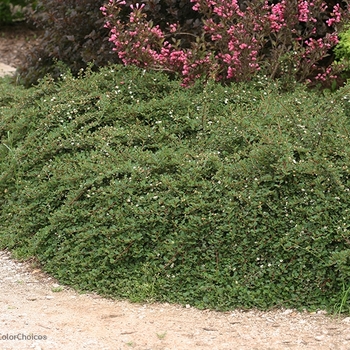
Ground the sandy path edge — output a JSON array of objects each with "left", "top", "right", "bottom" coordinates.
[{"left": 0, "top": 62, "right": 16, "bottom": 77}]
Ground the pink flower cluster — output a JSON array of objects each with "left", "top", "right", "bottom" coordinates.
[
  {"left": 298, "top": 1, "right": 311, "bottom": 22},
  {"left": 326, "top": 4, "right": 342, "bottom": 27},
  {"left": 268, "top": 1, "right": 287, "bottom": 32},
  {"left": 101, "top": 0, "right": 349, "bottom": 86}
]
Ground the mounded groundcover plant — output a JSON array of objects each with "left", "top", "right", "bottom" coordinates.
[{"left": 0, "top": 66, "right": 350, "bottom": 312}]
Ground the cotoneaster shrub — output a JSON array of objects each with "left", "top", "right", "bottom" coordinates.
[
  {"left": 0, "top": 65, "right": 349, "bottom": 313},
  {"left": 102, "top": 0, "right": 350, "bottom": 86}
]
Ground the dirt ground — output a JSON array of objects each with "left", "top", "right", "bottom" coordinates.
[
  {"left": 0, "top": 22, "right": 42, "bottom": 68},
  {"left": 1, "top": 22, "right": 350, "bottom": 350}
]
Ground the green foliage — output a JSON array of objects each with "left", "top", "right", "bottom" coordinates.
[
  {"left": 0, "top": 0, "right": 36, "bottom": 24},
  {"left": 0, "top": 1, "right": 15, "bottom": 24},
  {"left": 1, "top": 65, "right": 350, "bottom": 313},
  {"left": 335, "top": 25, "right": 350, "bottom": 61},
  {"left": 333, "top": 24, "right": 350, "bottom": 83}
]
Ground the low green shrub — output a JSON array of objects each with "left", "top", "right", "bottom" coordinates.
[
  {"left": 335, "top": 24, "right": 350, "bottom": 61},
  {"left": 0, "top": 0, "right": 36, "bottom": 24},
  {"left": 328, "top": 24, "right": 350, "bottom": 88},
  {"left": 0, "top": 66, "right": 349, "bottom": 313}
]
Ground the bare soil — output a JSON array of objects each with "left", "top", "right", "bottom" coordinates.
[
  {"left": 0, "top": 22, "right": 42, "bottom": 68},
  {"left": 0, "top": 22, "right": 350, "bottom": 350}
]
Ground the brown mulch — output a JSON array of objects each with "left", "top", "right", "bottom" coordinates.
[{"left": 0, "top": 21, "right": 43, "bottom": 68}]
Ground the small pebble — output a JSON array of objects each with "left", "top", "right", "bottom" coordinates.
[
  {"left": 314, "top": 335, "right": 325, "bottom": 341},
  {"left": 342, "top": 317, "right": 350, "bottom": 323}
]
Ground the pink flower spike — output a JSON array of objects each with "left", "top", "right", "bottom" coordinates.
[{"left": 298, "top": 1, "right": 310, "bottom": 22}]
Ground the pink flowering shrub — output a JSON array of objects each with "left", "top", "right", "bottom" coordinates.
[{"left": 102, "top": 0, "right": 349, "bottom": 86}]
